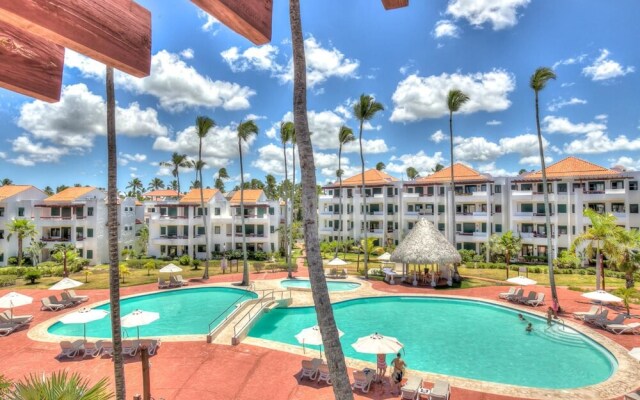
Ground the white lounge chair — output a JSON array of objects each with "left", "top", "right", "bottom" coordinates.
[
  {"left": 317, "top": 363, "right": 331, "bottom": 385},
  {"left": 498, "top": 287, "right": 516, "bottom": 299},
  {"left": 596, "top": 314, "right": 626, "bottom": 329},
  {"left": 0, "top": 322, "right": 18, "bottom": 336},
  {"left": 82, "top": 340, "right": 104, "bottom": 358},
  {"left": 122, "top": 340, "right": 140, "bottom": 356},
  {"left": 585, "top": 309, "right": 608, "bottom": 324},
  {"left": 606, "top": 322, "right": 640, "bottom": 335},
  {"left": 300, "top": 359, "right": 321, "bottom": 381},
  {"left": 169, "top": 275, "right": 185, "bottom": 287},
  {"left": 139, "top": 338, "right": 161, "bottom": 355},
  {"left": 0, "top": 310, "right": 33, "bottom": 326},
  {"left": 67, "top": 290, "right": 89, "bottom": 302},
  {"left": 518, "top": 291, "right": 537, "bottom": 304},
  {"left": 57, "top": 340, "right": 84, "bottom": 359},
  {"left": 61, "top": 292, "right": 83, "bottom": 305},
  {"left": 573, "top": 305, "right": 600, "bottom": 320},
  {"left": 401, "top": 375, "right": 422, "bottom": 399},
  {"left": 175, "top": 275, "right": 189, "bottom": 285},
  {"left": 158, "top": 278, "right": 170, "bottom": 289},
  {"left": 101, "top": 341, "right": 114, "bottom": 356},
  {"left": 507, "top": 288, "right": 524, "bottom": 302},
  {"left": 49, "top": 295, "right": 74, "bottom": 308},
  {"left": 352, "top": 369, "right": 375, "bottom": 393},
  {"left": 429, "top": 380, "right": 450, "bottom": 400},
  {"left": 527, "top": 292, "right": 545, "bottom": 307},
  {"left": 41, "top": 297, "right": 65, "bottom": 311}
]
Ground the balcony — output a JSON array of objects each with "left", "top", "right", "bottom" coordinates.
[
  {"left": 368, "top": 229, "right": 384, "bottom": 235},
  {"left": 605, "top": 188, "right": 626, "bottom": 197},
  {"left": 403, "top": 193, "right": 419, "bottom": 199},
  {"left": 471, "top": 191, "right": 489, "bottom": 197},
  {"left": 41, "top": 237, "right": 71, "bottom": 242},
  {"left": 512, "top": 190, "right": 533, "bottom": 197}
]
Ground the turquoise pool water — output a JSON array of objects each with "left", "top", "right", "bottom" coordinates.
[
  {"left": 48, "top": 287, "right": 257, "bottom": 338},
  {"left": 248, "top": 296, "right": 617, "bottom": 389},
  {"left": 280, "top": 279, "right": 361, "bottom": 292}
]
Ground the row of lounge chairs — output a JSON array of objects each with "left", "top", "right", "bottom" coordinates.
[
  {"left": 499, "top": 288, "right": 545, "bottom": 307},
  {"left": 41, "top": 291, "right": 88, "bottom": 312},
  {"left": 0, "top": 310, "right": 34, "bottom": 336},
  {"left": 158, "top": 275, "right": 188, "bottom": 289},
  {"left": 401, "top": 376, "right": 450, "bottom": 400},
  {"left": 325, "top": 268, "right": 348, "bottom": 279},
  {"left": 573, "top": 307, "right": 640, "bottom": 334},
  {"left": 58, "top": 338, "right": 161, "bottom": 359}
]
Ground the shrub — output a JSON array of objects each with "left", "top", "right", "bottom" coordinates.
[
  {"left": 127, "top": 259, "right": 147, "bottom": 269},
  {"left": 179, "top": 255, "right": 191, "bottom": 266},
  {"left": 23, "top": 268, "right": 42, "bottom": 284},
  {"left": 7, "top": 257, "right": 18, "bottom": 266},
  {"left": 144, "top": 261, "right": 156, "bottom": 276},
  {"left": 250, "top": 251, "right": 269, "bottom": 261},
  {"left": 458, "top": 249, "right": 476, "bottom": 264},
  {"left": 191, "top": 259, "right": 201, "bottom": 269},
  {"left": 0, "top": 276, "right": 16, "bottom": 287},
  {"left": 161, "top": 256, "right": 172, "bottom": 262},
  {"left": 253, "top": 263, "right": 264, "bottom": 272},
  {"left": 0, "top": 267, "right": 17, "bottom": 276}
]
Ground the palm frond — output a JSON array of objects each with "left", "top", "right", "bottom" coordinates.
[
  {"left": 237, "top": 120, "right": 259, "bottom": 142},
  {"left": 195, "top": 116, "right": 216, "bottom": 138},
  {"left": 530, "top": 67, "right": 556, "bottom": 91},
  {"left": 353, "top": 94, "right": 384, "bottom": 121},
  {"left": 338, "top": 125, "right": 355, "bottom": 144},
  {"left": 280, "top": 121, "right": 295, "bottom": 144},
  {"left": 447, "top": 89, "right": 470, "bottom": 113}
]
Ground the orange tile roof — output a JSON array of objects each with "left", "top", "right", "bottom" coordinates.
[
  {"left": 179, "top": 188, "right": 219, "bottom": 204},
  {"left": 44, "top": 186, "right": 96, "bottom": 202},
  {"left": 330, "top": 169, "right": 399, "bottom": 187},
  {"left": 0, "top": 185, "right": 38, "bottom": 201},
  {"left": 417, "top": 163, "right": 490, "bottom": 184},
  {"left": 517, "top": 156, "right": 621, "bottom": 181},
  {"left": 230, "top": 189, "right": 264, "bottom": 204},
  {"left": 143, "top": 189, "right": 179, "bottom": 197}
]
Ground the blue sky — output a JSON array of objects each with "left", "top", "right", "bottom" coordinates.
[{"left": 1, "top": 0, "right": 639, "bottom": 191}]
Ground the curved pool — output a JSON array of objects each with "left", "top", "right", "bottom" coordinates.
[
  {"left": 48, "top": 287, "right": 257, "bottom": 338},
  {"left": 280, "top": 279, "right": 361, "bottom": 292},
  {"left": 248, "top": 296, "right": 617, "bottom": 389}
]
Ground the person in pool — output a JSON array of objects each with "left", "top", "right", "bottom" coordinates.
[
  {"left": 526, "top": 323, "right": 533, "bottom": 333},
  {"left": 518, "top": 313, "right": 526, "bottom": 321},
  {"left": 390, "top": 353, "right": 406, "bottom": 394}
]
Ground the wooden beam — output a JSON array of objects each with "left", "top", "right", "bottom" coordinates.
[
  {"left": 381, "top": 0, "right": 409, "bottom": 10},
  {"left": 191, "top": 0, "right": 272, "bottom": 45},
  {"left": 0, "top": 0, "right": 151, "bottom": 77},
  {"left": 0, "top": 21, "right": 63, "bottom": 102}
]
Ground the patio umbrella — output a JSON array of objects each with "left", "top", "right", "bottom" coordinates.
[
  {"left": 60, "top": 307, "right": 109, "bottom": 341},
  {"left": 629, "top": 347, "right": 640, "bottom": 362},
  {"left": 351, "top": 332, "right": 403, "bottom": 354},
  {"left": 0, "top": 292, "right": 33, "bottom": 320},
  {"left": 506, "top": 276, "right": 537, "bottom": 286},
  {"left": 582, "top": 290, "right": 622, "bottom": 304},
  {"left": 159, "top": 263, "right": 182, "bottom": 279},
  {"left": 295, "top": 325, "right": 344, "bottom": 357},
  {"left": 121, "top": 309, "right": 160, "bottom": 340},
  {"left": 327, "top": 257, "right": 348, "bottom": 266},
  {"left": 49, "top": 277, "right": 84, "bottom": 291},
  {"left": 377, "top": 252, "right": 391, "bottom": 262}
]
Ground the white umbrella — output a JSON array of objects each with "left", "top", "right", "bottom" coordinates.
[
  {"left": 506, "top": 276, "right": 537, "bottom": 286},
  {"left": 121, "top": 309, "right": 160, "bottom": 340},
  {"left": 351, "top": 332, "right": 403, "bottom": 354},
  {"left": 0, "top": 292, "right": 33, "bottom": 320},
  {"left": 377, "top": 252, "right": 391, "bottom": 261},
  {"left": 582, "top": 290, "right": 622, "bottom": 303},
  {"left": 60, "top": 307, "right": 109, "bottom": 341},
  {"left": 295, "top": 325, "right": 344, "bottom": 357},
  {"left": 49, "top": 277, "right": 84, "bottom": 291},
  {"left": 327, "top": 257, "right": 348, "bottom": 266},
  {"left": 629, "top": 347, "right": 640, "bottom": 362},
  {"left": 159, "top": 263, "right": 182, "bottom": 273}
]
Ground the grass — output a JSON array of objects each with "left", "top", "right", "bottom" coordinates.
[{"left": 457, "top": 267, "right": 627, "bottom": 289}]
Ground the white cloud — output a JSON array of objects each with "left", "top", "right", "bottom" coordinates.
[
  {"left": 454, "top": 137, "right": 502, "bottom": 163},
  {"left": 180, "top": 48, "right": 194, "bottom": 59},
  {"left": 221, "top": 45, "right": 280, "bottom": 73},
  {"left": 552, "top": 54, "right": 587, "bottom": 70},
  {"left": 547, "top": 97, "right": 587, "bottom": 112},
  {"left": 10, "top": 136, "right": 70, "bottom": 165},
  {"left": 245, "top": 113, "right": 266, "bottom": 121},
  {"left": 582, "top": 49, "right": 635, "bottom": 81},
  {"left": 251, "top": 143, "right": 295, "bottom": 176},
  {"left": 518, "top": 155, "right": 552, "bottom": 166},
  {"left": 389, "top": 70, "right": 515, "bottom": 122},
  {"left": 433, "top": 20, "right": 460, "bottom": 38},
  {"left": 386, "top": 151, "right": 446, "bottom": 177},
  {"left": 198, "top": 10, "right": 220, "bottom": 33},
  {"left": 486, "top": 120, "right": 502, "bottom": 126},
  {"left": 594, "top": 114, "right": 608, "bottom": 121},
  {"left": 446, "top": 0, "right": 531, "bottom": 30},
  {"left": 118, "top": 153, "right": 147, "bottom": 166},
  {"left": 498, "top": 134, "right": 547, "bottom": 157},
  {"left": 475, "top": 162, "right": 518, "bottom": 177},
  {"left": 564, "top": 131, "right": 640, "bottom": 154},
  {"left": 399, "top": 60, "right": 416, "bottom": 76},
  {"left": 543, "top": 116, "right": 607, "bottom": 134},
  {"left": 560, "top": 82, "right": 575, "bottom": 88},
  {"left": 430, "top": 130, "right": 446, "bottom": 143},
  {"left": 343, "top": 139, "right": 389, "bottom": 154},
  {"left": 609, "top": 156, "right": 640, "bottom": 171}
]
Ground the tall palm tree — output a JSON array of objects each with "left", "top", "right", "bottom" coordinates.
[
  {"left": 280, "top": 121, "right": 294, "bottom": 275},
  {"left": 53, "top": 243, "right": 77, "bottom": 277},
  {"left": 573, "top": 208, "right": 618, "bottom": 290},
  {"left": 168, "top": 180, "right": 179, "bottom": 192},
  {"left": 290, "top": 1, "right": 353, "bottom": 398},
  {"left": 406, "top": 167, "right": 420, "bottom": 180},
  {"left": 530, "top": 67, "right": 559, "bottom": 308},
  {"left": 337, "top": 126, "right": 354, "bottom": 246},
  {"left": 289, "top": 127, "right": 297, "bottom": 274},
  {"left": 264, "top": 174, "right": 278, "bottom": 200},
  {"left": 194, "top": 116, "right": 216, "bottom": 280},
  {"left": 43, "top": 186, "right": 54, "bottom": 196},
  {"left": 353, "top": 94, "right": 384, "bottom": 280},
  {"left": 446, "top": 89, "right": 469, "bottom": 279},
  {"left": 6, "top": 219, "right": 37, "bottom": 266},
  {"left": 375, "top": 162, "right": 385, "bottom": 171},
  {"left": 126, "top": 178, "right": 143, "bottom": 197},
  {"left": 215, "top": 168, "right": 229, "bottom": 193},
  {"left": 147, "top": 178, "right": 165, "bottom": 191},
  {"left": 610, "top": 228, "right": 640, "bottom": 288},
  {"left": 488, "top": 231, "right": 522, "bottom": 279},
  {"left": 160, "top": 153, "right": 192, "bottom": 195},
  {"left": 237, "top": 120, "right": 259, "bottom": 286},
  {"left": 1, "top": 178, "right": 13, "bottom": 186},
  {"left": 106, "top": 66, "right": 125, "bottom": 400}
]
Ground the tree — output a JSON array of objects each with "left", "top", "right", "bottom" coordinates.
[
  {"left": 573, "top": 208, "right": 619, "bottom": 290},
  {"left": 353, "top": 94, "right": 384, "bottom": 281},
  {"left": 190, "top": 179, "right": 201, "bottom": 189},
  {"left": 289, "top": 126, "right": 298, "bottom": 280},
  {"left": 26, "top": 241, "right": 46, "bottom": 266},
  {"left": 375, "top": 162, "right": 385, "bottom": 171},
  {"left": 52, "top": 243, "right": 77, "bottom": 277},
  {"left": 147, "top": 178, "right": 165, "bottom": 191},
  {"left": 160, "top": 153, "right": 192, "bottom": 195},
  {"left": 433, "top": 163, "right": 445, "bottom": 172},
  {"left": 215, "top": 168, "right": 229, "bottom": 193},
  {"left": 280, "top": 121, "right": 295, "bottom": 275},
  {"left": 488, "top": 231, "right": 522, "bottom": 279},
  {"left": 530, "top": 67, "right": 559, "bottom": 308},
  {"left": 337, "top": 125, "right": 355, "bottom": 248},
  {"left": 6, "top": 219, "right": 37, "bottom": 266},
  {"left": 168, "top": 180, "right": 179, "bottom": 192},
  {"left": 0, "top": 178, "right": 12, "bottom": 186},
  {"left": 194, "top": 116, "right": 215, "bottom": 280},
  {"left": 43, "top": 186, "right": 54, "bottom": 196},
  {"left": 264, "top": 175, "right": 278, "bottom": 200},
  {"left": 289, "top": 1, "right": 353, "bottom": 398},
  {"left": 518, "top": 168, "right": 527, "bottom": 175},
  {"left": 136, "top": 225, "right": 149, "bottom": 255},
  {"left": 406, "top": 167, "right": 419, "bottom": 180},
  {"left": 6, "top": 371, "right": 112, "bottom": 400},
  {"left": 237, "top": 120, "right": 259, "bottom": 286},
  {"left": 610, "top": 228, "right": 640, "bottom": 288},
  {"left": 125, "top": 178, "right": 143, "bottom": 197}
]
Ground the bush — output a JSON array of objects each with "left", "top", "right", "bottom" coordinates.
[
  {"left": 23, "top": 268, "right": 42, "bottom": 284},
  {"left": 161, "top": 256, "right": 173, "bottom": 262},
  {"left": 0, "top": 276, "right": 16, "bottom": 287},
  {"left": 144, "top": 261, "right": 156, "bottom": 276},
  {"left": 250, "top": 251, "right": 269, "bottom": 261},
  {"left": 253, "top": 262, "right": 264, "bottom": 272},
  {"left": 191, "top": 259, "right": 201, "bottom": 269},
  {"left": 178, "top": 255, "right": 191, "bottom": 266},
  {"left": 458, "top": 249, "right": 476, "bottom": 264},
  {"left": 0, "top": 267, "right": 17, "bottom": 276},
  {"left": 7, "top": 257, "right": 18, "bottom": 266},
  {"left": 126, "top": 259, "right": 147, "bottom": 269}
]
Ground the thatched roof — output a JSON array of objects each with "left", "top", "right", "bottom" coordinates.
[{"left": 390, "top": 218, "right": 461, "bottom": 264}]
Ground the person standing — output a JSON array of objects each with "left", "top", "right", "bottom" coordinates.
[
  {"left": 390, "top": 352, "right": 406, "bottom": 394},
  {"left": 376, "top": 353, "right": 387, "bottom": 383}
]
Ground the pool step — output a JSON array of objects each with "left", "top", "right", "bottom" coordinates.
[{"left": 541, "top": 325, "right": 588, "bottom": 348}]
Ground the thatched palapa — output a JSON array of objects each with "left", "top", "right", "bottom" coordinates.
[{"left": 390, "top": 219, "right": 461, "bottom": 265}]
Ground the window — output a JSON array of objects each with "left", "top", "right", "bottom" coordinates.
[
  {"left": 611, "top": 180, "right": 624, "bottom": 189},
  {"left": 558, "top": 225, "right": 568, "bottom": 235},
  {"left": 495, "top": 184, "right": 502, "bottom": 194},
  {"left": 408, "top": 222, "right": 414, "bottom": 230},
  {"left": 558, "top": 183, "right": 567, "bottom": 193},
  {"left": 571, "top": 204, "right": 575, "bottom": 214},
  {"left": 197, "top": 226, "right": 205, "bottom": 235},
  {"left": 612, "top": 203, "right": 625, "bottom": 213},
  {"left": 86, "top": 250, "right": 93, "bottom": 259},
  {"left": 87, "top": 228, "right": 93, "bottom": 238},
  {"left": 269, "top": 207, "right": 274, "bottom": 215},
  {"left": 631, "top": 181, "right": 638, "bottom": 191},
  {"left": 631, "top": 204, "right": 639, "bottom": 214},
  {"left": 438, "top": 223, "right": 445, "bottom": 232},
  {"left": 495, "top": 205, "right": 502, "bottom": 213},
  {"left": 197, "top": 245, "right": 206, "bottom": 253},
  {"left": 196, "top": 207, "right": 204, "bottom": 216},
  {"left": 521, "top": 204, "right": 533, "bottom": 213},
  {"left": 0, "top": 253, "right": 3, "bottom": 262},
  {"left": 438, "top": 187, "right": 445, "bottom": 196},
  {"left": 214, "top": 226, "right": 221, "bottom": 235},
  {"left": 160, "top": 226, "right": 166, "bottom": 236},
  {"left": 51, "top": 207, "right": 60, "bottom": 216},
  {"left": 427, "top": 187, "right": 434, "bottom": 196},
  {"left": 408, "top": 204, "right": 414, "bottom": 212},
  {"left": 557, "top": 204, "right": 567, "bottom": 213},
  {"left": 270, "top": 226, "right": 275, "bottom": 233},
  {"left": 76, "top": 227, "right": 83, "bottom": 238},
  {"left": 160, "top": 245, "right": 166, "bottom": 253},
  {"left": 18, "top": 207, "right": 24, "bottom": 217},
  {"left": 0, "top": 230, "right": 3, "bottom": 239},
  {"left": 0, "top": 207, "right": 3, "bottom": 217},
  {"left": 495, "top": 224, "right": 502, "bottom": 233},
  {"left": 214, "top": 207, "right": 220, "bottom": 216},
  {"left": 87, "top": 207, "right": 94, "bottom": 216},
  {"left": 438, "top": 205, "right": 445, "bottom": 214},
  {"left": 521, "top": 183, "right": 532, "bottom": 191},
  {"left": 572, "top": 226, "right": 576, "bottom": 235}
]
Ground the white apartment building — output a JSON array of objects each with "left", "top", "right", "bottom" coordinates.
[
  {"left": 318, "top": 157, "right": 640, "bottom": 262},
  {"left": 146, "top": 189, "right": 281, "bottom": 259}
]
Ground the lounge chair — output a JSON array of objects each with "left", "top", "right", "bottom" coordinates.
[
  {"left": 352, "top": 369, "right": 375, "bottom": 393},
  {"left": 324, "top": 268, "right": 331, "bottom": 278},
  {"left": 169, "top": 275, "right": 184, "bottom": 287},
  {"left": 339, "top": 269, "right": 348, "bottom": 278},
  {"left": 498, "top": 287, "right": 516, "bottom": 299},
  {"left": 527, "top": 292, "right": 545, "bottom": 307},
  {"left": 67, "top": 290, "right": 89, "bottom": 302},
  {"left": 300, "top": 359, "right": 321, "bottom": 381},
  {"left": 57, "top": 340, "right": 84, "bottom": 359},
  {"left": 83, "top": 340, "right": 104, "bottom": 358},
  {"left": 606, "top": 322, "right": 640, "bottom": 335},
  {"left": 175, "top": 275, "right": 189, "bottom": 285},
  {"left": 429, "top": 380, "right": 450, "bottom": 400},
  {"left": 401, "top": 375, "right": 422, "bottom": 399},
  {"left": 518, "top": 291, "right": 537, "bottom": 304},
  {"left": 596, "top": 314, "right": 626, "bottom": 329},
  {"left": 48, "top": 295, "right": 74, "bottom": 308},
  {"left": 139, "top": 338, "right": 161, "bottom": 355},
  {"left": 573, "top": 305, "right": 600, "bottom": 320},
  {"left": 41, "top": 297, "right": 65, "bottom": 311},
  {"left": 585, "top": 309, "right": 608, "bottom": 324},
  {"left": 317, "top": 363, "right": 331, "bottom": 385},
  {"left": 61, "top": 292, "right": 83, "bottom": 305},
  {"left": 101, "top": 341, "right": 114, "bottom": 356},
  {"left": 122, "top": 340, "right": 140, "bottom": 356},
  {"left": 0, "top": 310, "right": 33, "bottom": 325},
  {"left": 158, "top": 278, "right": 170, "bottom": 289},
  {"left": 507, "top": 288, "right": 524, "bottom": 302},
  {"left": 0, "top": 322, "right": 18, "bottom": 337}
]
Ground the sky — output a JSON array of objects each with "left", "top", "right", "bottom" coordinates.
[{"left": 1, "top": 0, "right": 640, "bottom": 191}]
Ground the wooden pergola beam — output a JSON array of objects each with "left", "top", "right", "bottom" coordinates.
[
  {"left": 381, "top": 0, "right": 409, "bottom": 10},
  {"left": 0, "top": 0, "right": 151, "bottom": 77},
  {"left": 191, "top": 0, "right": 272, "bottom": 45},
  {"left": 0, "top": 21, "right": 64, "bottom": 102}
]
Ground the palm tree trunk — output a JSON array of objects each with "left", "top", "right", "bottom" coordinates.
[
  {"left": 199, "top": 138, "right": 210, "bottom": 280},
  {"left": 239, "top": 140, "right": 249, "bottom": 286},
  {"left": 505, "top": 252, "right": 509, "bottom": 279},
  {"left": 535, "top": 90, "right": 559, "bottom": 308},
  {"left": 106, "top": 65, "right": 126, "bottom": 400},
  {"left": 359, "top": 121, "right": 369, "bottom": 279},
  {"left": 283, "top": 142, "right": 291, "bottom": 278},
  {"left": 596, "top": 247, "right": 602, "bottom": 290},
  {"left": 175, "top": 169, "right": 180, "bottom": 196},
  {"left": 449, "top": 111, "right": 459, "bottom": 280},
  {"left": 289, "top": 1, "right": 353, "bottom": 398},
  {"left": 289, "top": 142, "right": 296, "bottom": 269},
  {"left": 338, "top": 145, "right": 344, "bottom": 247},
  {"left": 17, "top": 236, "right": 23, "bottom": 267}
]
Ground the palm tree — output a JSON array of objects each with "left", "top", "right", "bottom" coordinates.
[
  {"left": 53, "top": 243, "right": 77, "bottom": 277},
  {"left": 7, "top": 371, "right": 112, "bottom": 400},
  {"left": 609, "top": 228, "right": 640, "bottom": 288},
  {"left": 433, "top": 163, "right": 445, "bottom": 172},
  {"left": 406, "top": 166, "right": 420, "bottom": 180},
  {"left": 147, "top": 178, "right": 165, "bottom": 191},
  {"left": 530, "top": 67, "right": 559, "bottom": 307},
  {"left": 289, "top": 126, "right": 297, "bottom": 276},
  {"left": 106, "top": 66, "right": 125, "bottom": 400},
  {"left": 56, "top": 185, "right": 69, "bottom": 193},
  {"left": 43, "top": 186, "right": 54, "bottom": 196},
  {"left": 1, "top": 178, "right": 13, "bottom": 186},
  {"left": 375, "top": 162, "right": 385, "bottom": 171},
  {"left": 26, "top": 240, "right": 46, "bottom": 266},
  {"left": 573, "top": 208, "right": 618, "bottom": 290},
  {"left": 168, "top": 180, "right": 179, "bottom": 192},
  {"left": 194, "top": 116, "right": 215, "bottom": 280},
  {"left": 237, "top": 120, "right": 259, "bottom": 286},
  {"left": 160, "top": 152, "right": 192, "bottom": 195},
  {"left": 280, "top": 121, "right": 294, "bottom": 274},
  {"left": 353, "top": 94, "right": 384, "bottom": 280},
  {"left": 337, "top": 126, "right": 355, "bottom": 247},
  {"left": 488, "top": 231, "right": 523, "bottom": 279},
  {"left": 6, "top": 219, "right": 37, "bottom": 266},
  {"left": 125, "top": 178, "right": 143, "bottom": 197},
  {"left": 136, "top": 225, "right": 149, "bottom": 256},
  {"left": 290, "top": 1, "right": 353, "bottom": 398},
  {"left": 264, "top": 174, "right": 278, "bottom": 200}
]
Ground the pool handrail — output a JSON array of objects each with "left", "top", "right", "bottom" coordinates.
[
  {"left": 232, "top": 289, "right": 291, "bottom": 341},
  {"left": 207, "top": 288, "right": 256, "bottom": 334}
]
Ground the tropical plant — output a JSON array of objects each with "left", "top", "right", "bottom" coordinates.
[
  {"left": 215, "top": 167, "right": 229, "bottom": 193},
  {"left": 125, "top": 178, "right": 143, "bottom": 197},
  {"left": 168, "top": 180, "right": 179, "bottom": 192},
  {"left": 194, "top": 116, "right": 215, "bottom": 280},
  {"left": 6, "top": 371, "right": 112, "bottom": 400},
  {"left": 147, "top": 178, "right": 165, "bottom": 191},
  {"left": 52, "top": 243, "right": 77, "bottom": 277},
  {"left": 406, "top": 166, "right": 419, "bottom": 180},
  {"left": 337, "top": 125, "right": 355, "bottom": 248},
  {"left": 119, "top": 264, "right": 130, "bottom": 284},
  {"left": 288, "top": 125, "right": 297, "bottom": 280},
  {"left": 614, "top": 287, "right": 636, "bottom": 316},
  {"left": 83, "top": 268, "right": 92, "bottom": 283},
  {"left": 23, "top": 269, "right": 41, "bottom": 284},
  {"left": 136, "top": 225, "right": 149, "bottom": 255},
  {"left": 0, "top": 178, "right": 12, "bottom": 186},
  {"left": 433, "top": 163, "right": 445, "bottom": 172},
  {"left": 573, "top": 208, "right": 619, "bottom": 290},
  {"left": 43, "top": 186, "right": 54, "bottom": 196},
  {"left": 488, "top": 231, "right": 522, "bottom": 279},
  {"left": 160, "top": 152, "right": 192, "bottom": 195},
  {"left": 264, "top": 174, "right": 278, "bottom": 200},
  {"left": 375, "top": 162, "right": 385, "bottom": 171},
  {"left": 26, "top": 240, "right": 46, "bottom": 266},
  {"left": 237, "top": 120, "right": 259, "bottom": 286},
  {"left": 553, "top": 249, "right": 581, "bottom": 269},
  {"left": 6, "top": 219, "right": 38, "bottom": 267},
  {"left": 189, "top": 179, "right": 201, "bottom": 189},
  {"left": 353, "top": 94, "right": 384, "bottom": 280},
  {"left": 56, "top": 185, "right": 69, "bottom": 193},
  {"left": 608, "top": 228, "right": 640, "bottom": 288}
]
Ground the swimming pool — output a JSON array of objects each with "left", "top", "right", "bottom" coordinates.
[
  {"left": 248, "top": 296, "right": 617, "bottom": 389},
  {"left": 48, "top": 287, "right": 257, "bottom": 338},
  {"left": 280, "top": 279, "right": 361, "bottom": 292}
]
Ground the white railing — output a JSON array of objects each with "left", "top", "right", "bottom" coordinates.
[
  {"left": 514, "top": 212, "right": 534, "bottom": 217},
  {"left": 472, "top": 211, "right": 488, "bottom": 217},
  {"left": 403, "top": 193, "right": 419, "bottom": 198},
  {"left": 512, "top": 190, "right": 533, "bottom": 196},
  {"left": 605, "top": 189, "right": 626, "bottom": 195},
  {"left": 472, "top": 232, "right": 488, "bottom": 237},
  {"left": 471, "top": 191, "right": 488, "bottom": 197}
]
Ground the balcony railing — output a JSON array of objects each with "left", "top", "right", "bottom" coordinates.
[
  {"left": 159, "top": 235, "right": 189, "bottom": 239},
  {"left": 41, "top": 237, "right": 71, "bottom": 242}
]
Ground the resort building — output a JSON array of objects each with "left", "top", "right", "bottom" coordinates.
[
  {"left": 318, "top": 156, "right": 640, "bottom": 261},
  {"left": 146, "top": 189, "right": 281, "bottom": 259}
]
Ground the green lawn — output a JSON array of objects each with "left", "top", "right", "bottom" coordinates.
[{"left": 457, "top": 267, "right": 627, "bottom": 289}]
